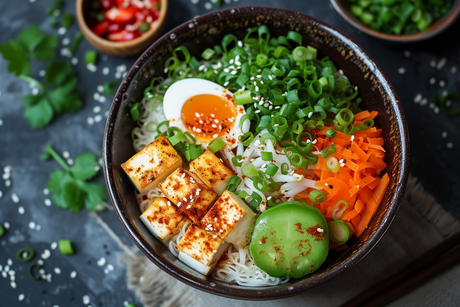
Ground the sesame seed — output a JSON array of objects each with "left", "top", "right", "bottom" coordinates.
[
  {"left": 308, "top": 112, "right": 313, "bottom": 118},
  {"left": 414, "top": 93, "right": 422, "bottom": 103},
  {"left": 18, "top": 294, "right": 25, "bottom": 301},
  {"left": 177, "top": 202, "right": 182, "bottom": 207},
  {"left": 211, "top": 114, "right": 215, "bottom": 118},
  {"left": 439, "top": 80, "right": 446, "bottom": 87},
  {"left": 404, "top": 50, "right": 411, "bottom": 57},
  {"left": 398, "top": 67, "right": 406, "bottom": 74},
  {"left": 18, "top": 207, "right": 25, "bottom": 214},
  {"left": 317, "top": 228, "right": 324, "bottom": 233},
  {"left": 183, "top": 197, "right": 187, "bottom": 202},
  {"left": 70, "top": 271, "right": 77, "bottom": 278},
  {"left": 447, "top": 142, "right": 453, "bottom": 149},
  {"left": 11, "top": 193, "right": 19, "bottom": 203},
  {"left": 442, "top": 131, "right": 448, "bottom": 138},
  {"left": 102, "top": 67, "right": 110, "bottom": 75},
  {"left": 97, "top": 257, "right": 106, "bottom": 266},
  {"left": 54, "top": 267, "right": 61, "bottom": 274},
  {"left": 430, "top": 77, "right": 436, "bottom": 85},
  {"left": 44, "top": 199, "right": 52, "bottom": 206},
  {"left": 268, "top": 75, "right": 273, "bottom": 80},
  {"left": 351, "top": 135, "right": 355, "bottom": 141},
  {"left": 186, "top": 205, "right": 191, "bottom": 209},
  {"left": 83, "top": 295, "right": 91, "bottom": 305},
  {"left": 212, "top": 250, "right": 217, "bottom": 253},
  {"left": 213, "top": 235, "right": 217, "bottom": 238},
  {"left": 181, "top": 173, "right": 186, "bottom": 179}
]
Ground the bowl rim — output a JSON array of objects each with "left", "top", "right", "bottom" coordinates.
[
  {"left": 75, "top": 0, "right": 168, "bottom": 49},
  {"left": 330, "top": 0, "right": 460, "bottom": 42},
  {"left": 103, "top": 5, "right": 410, "bottom": 300}
]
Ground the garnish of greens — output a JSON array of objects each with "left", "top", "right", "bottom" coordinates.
[
  {"left": 45, "top": 145, "right": 108, "bottom": 213},
  {"left": 432, "top": 91, "right": 460, "bottom": 116},
  {"left": 46, "top": 0, "right": 73, "bottom": 29},
  {"left": 347, "top": 0, "right": 453, "bottom": 35},
  {"left": 0, "top": 26, "right": 82, "bottom": 129}
]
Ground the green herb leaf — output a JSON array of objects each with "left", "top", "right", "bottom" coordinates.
[
  {"left": 70, "top": 153, "right": 99, "bottom": 181},
  {"left": 45, "top": 59, "right": 75, "bottom": 87},
  {"left": 33, "top": 35, "right": 58, "bottom": 62},
  {"left": 23, "top": 95, "right": 54, "bottom": 129},
  {"left": 63, "top": 181, "right": 87, "bottom": 213},
  {"left": 0, "top": 40, "right": 30, "bottom": 76},
  {"left": 80, "top": 182, "right": 108, "bottom": 211},
  {"left": 17, "top": 26, "right": 45, "bottom": 54},
  {"left": 48, "top": 78, "right": 82, "bottom": 114}
]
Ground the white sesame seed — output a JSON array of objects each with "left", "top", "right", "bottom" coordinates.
[
  {"left": 442, "top": 131, "right": 448, "bottom": 138},
  {"left": 308, "top": 112, "right": 313, "bottom": 118},
  {"left": 102, "top": 67, "right": 110, "bottom": 75},
  {"left": 351, "top": 135, "right": 355, "bottom": 141},
  {"left": 70, "top": 271, "right": 77, "bottom": 278},
  {"left": 107, "top": 264, "right": 114, "bottom": 271},
  {"left": 430, "top": 77, "right": 436, "bottom": 85},
  {"left": 439, "top": 80, "right": 446, "bottom": 87},
  {"left": 87, "top": 117, "right": 94, "bottom": 125},
  {"left": 18, "top": 294, "right": 25, "bottom": 301},
  {"left": 398, "top": 67, "right": 406, "bottom": 74},
  {"left": 54, "top": 267, "right": 61, "bottom": 274},
  {"left": 204, "top": 2, "right": 212, "bottom": 9},
  {"left": 18, "top": 207, "right": 25, "bottom": 214},
  {"left": 4, "top": 222, "right": 10, "bottom": 229},
  {"left": 452, "top": 66, "right": 457, "bottom": 74},
  {"left": 83, "top": 295, "right": 91, "bottom": 305},
  {"left": 67, "top": 158, "right": 73, "bottom": 165},
  {"left": 211, "top": 114, "right": 215, "bottom": 118},
  {"left": 404, "top": 50, "right": 411, "bottom": 57},
  {"left": 317, "top": 228, "right": 324, "bottom": 233},
  {"left": 414, "top": 93, "right": 422, "bottom": 103},
  {"left": 29, "top": 221, "right": 36, "bottom": 229},
  {"left": 447, "top": 142, "right": 453, "bottom": 149},
  {"left": 430, "top": 58, "right": 436, "bottom": 67},
  {"left": 44, "top": 199, "right": 52, "bottom": 206},
  {"left": 97, "top": 257, "right": 106, "bottom": 266},
  {"left": 436, "top": 57, "right": 447, "bottom": 70},
  {"left": 57, "top": 27, "right": 67, "bottom": 35},
  {"left": 5, "top": 180, "right": 11, "bottom": 187},
  {"left": 71, "top": 57, "right": 78, "bottom": 65},
  {"left": 177, "top": 202, "right": 181, "bottom": 207},
  {"left": 10, "top": 281, "right": 16, "bottom": 288},
  {"left": 11, "top": 193, "right": 19, "bottom": 203}
]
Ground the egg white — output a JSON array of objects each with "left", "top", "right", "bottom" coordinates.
[{"left": 163, "top": 78, "right": 245, "bottom": 149}]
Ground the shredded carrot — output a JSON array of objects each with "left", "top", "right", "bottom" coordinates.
[{"left": 296, "top": 111, "right": 389, "bottom": 240}]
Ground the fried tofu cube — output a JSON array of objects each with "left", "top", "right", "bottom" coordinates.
[
  {"left": 121, "top": 135, "right": 182, "bottom": 193},
  {"left": 200, "top": 190, "right": 256, "bottom": 249},
  {"left": 140, "top": 197, "right": 189, "bottom": 242},
  {"left": 176, "top": 223, "right": 229, "bottom": 275},
  {"left": 189, "top": 149, "right": 235, "bottom": 195},
  {"left": 158, "top": 168, "right": 217, "bottom": 221}
]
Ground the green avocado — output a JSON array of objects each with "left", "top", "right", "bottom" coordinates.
[{"left": 249, "top": 201, "right": 329, "bottom": 278}]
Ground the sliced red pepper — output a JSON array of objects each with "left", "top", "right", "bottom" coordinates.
[
  {"left": 91, "top": 21, "right": 110, "bottom": 36},
  {"left": 107, "top": 22, "right": 122, "bottom": 33},
  {"left": 108, "top": 30, "right": 141, "bottom": 41},
  {"left": 105, "top": 7, "right": 136, "bottom": 23}
]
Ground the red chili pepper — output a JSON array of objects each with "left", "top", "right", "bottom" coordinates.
[
  {"left": 108, "top": 30, "right": 141, "bottom": 41},
  {"left": 92, "top": 21, "right": 110, "bottom": 36},
  {"left": 105, "top": 7, "right": 136, "bottom": 23}
]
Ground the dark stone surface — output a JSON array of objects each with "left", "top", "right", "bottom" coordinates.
[{"left": 0, "top": 0, "right": 459, "bottom": 306}]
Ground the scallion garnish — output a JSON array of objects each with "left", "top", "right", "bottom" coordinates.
[
  {"left": 208, "top": 137, "right": 226, "bottom": 153},
  {"left": 242, "top": 163, "right": 258, "bottom": 177},
  {"left": 130, "top": 103, "right": 142, "bottom": 121},
  {"left": 309, "top": 190, "right": 326, "bottom": 204},
  {"left": 261, "top": 151, "right": 273, "bottom": 161},
  {"left": 17, "top": 248, "right": 35, "bottom": 262},
  {"left": 84, "top": 50, "right": 97, "bottom": 65},
  {"left": 29, "top": 262, "right": 43, "bottom": 281},
  {"left": 265, "top": 163, "right": 279, "bottom": 177},
  {"left": 321, "top": 144, "right": 336, "bottom": 159},
  {"left": 59, "top": 240, "right": 74, "bottom": 255},
  {"left": 328, "top": 220, "right": 353, "bottom": 245},
  {"left": 226, "top": 176, "right": 242, "bottom": 192},
  {"left": 326, "top": 128, "right": 337, "bottom": 139}
]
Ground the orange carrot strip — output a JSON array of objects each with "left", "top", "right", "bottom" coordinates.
[
  {"left": 368, "top": 176, "right": 381, "bottom": 190},
  {"left": 351, "top": 142, "right": 369, "bottom": 162},
  {"left": 354, "top": 198, "right": 365, "bottom": 213},
  {"left": 320, "top": 169, "right": 335, "bottom": 181},
  {"left": 367, "top": 137, "right": 384, "bottom": 146},
  {"left": 354, "top": 110, "right": 371, "bottom": 120},
  {"left": 369, "top": 111, "right": 378, "bottom": 119},
  {"left": 358, "top": 186, "right": 373, "bottom": 203},
  {"left": 342, "top": 209, "right": 359, "bottom": 221},
  {"left": 372, "top": 173, "right": 390, "bottom": 207},
  {"left": 361, "top": 143, "right": 386, "bottom": 152},
  {"left": 368, "top": 154, "right": 387, "bottom": 172},
  {"left": 355, "top": 203, "right": 374, "bottom": 237},
  {"left": 357, "top": 162, "right": 377, "bottom": 171},
  {"left": 351, "top": 213, "right": 362, "bottom": 230},
  {"left": 345, "top": 160, "right": 359, "bottom": 172}
]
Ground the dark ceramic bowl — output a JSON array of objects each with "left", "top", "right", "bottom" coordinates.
[
  {"left": 331, "top": 0, "right": 460, "bottom": 42},
  {"left": 103, "top": 6, "right": 410, "bottom": 300}
]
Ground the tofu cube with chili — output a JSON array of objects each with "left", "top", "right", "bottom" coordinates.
[
  {"left": 176, "top": 223, "right": 229, "bottom": 275},
  {"left": 140, "top": 197, "right": 190, "bottom": 243},
  {"left": 158, "top": 167, "right": 217, "bottom": 221},
  {"left": 200, "top": 190, "right": 256, "bottom": 249},
  {"left": 189, "top": 149, "right": 235, "bottom": 195},
  {"left": 121, "top": 135, "right": 182, "bottom": 193}
]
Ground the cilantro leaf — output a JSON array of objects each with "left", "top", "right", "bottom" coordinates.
[
  {"left": 48, "top": 78, "right": 82, "bottom": 114},
  {"left": 45, "top": 59, "right": 75, "bottom": 87},
  {"left": 70, "top": 153, "right": 99, "bottom": 180},
  {"left": 34, "top": 35, "right": 58, "bottom": 62},
  {"left": 0, "top": 40, "right": 30, "bottom": 76},
  {"left": 45, "top": 147, "right": 108, "bottom": 213},
  {"left": 22, "top": 93, "right": 46, "bottom": 107},
  {"left": 80, "top": 182, "right": 108, "bottom": 211},
  {"left": 23, "top": 95, "right": 54, "bottom": 129},
  {"left": 63, "top": 181, "right": 87, "bottom": 213},
  {"left": 17, "top": 26, "right": 45, "bottom": 54}
]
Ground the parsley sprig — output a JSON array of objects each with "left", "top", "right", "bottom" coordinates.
[
  {"left": 45, "top": 145, "right": 108, "bottom": 213},
  {"left": 0, "top": 26, "right": 82, "bottom": 129}
]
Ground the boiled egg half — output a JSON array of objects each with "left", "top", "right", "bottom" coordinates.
[{"left": 163, "top": 78, "right": 245, "bottom": 149}]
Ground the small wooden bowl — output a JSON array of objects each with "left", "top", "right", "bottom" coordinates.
[
  {"left": 330, "top": 0, "right": 460, "bottom": 42},
  {"left": 76, "top": 0, "right": 168, "bottom": 56}
]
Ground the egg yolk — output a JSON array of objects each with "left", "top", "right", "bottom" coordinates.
[{"left": 181, "top": 94, "right": 236, "bottom": 142}]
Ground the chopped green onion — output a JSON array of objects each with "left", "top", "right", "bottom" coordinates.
[
  {"left": 17, "top": 248, "right": 35, "bottom": 262},
  {"left": 239, "top": 132, "right": 254, "bottom": 146},
  {"left": 185, "top": 146, "right": 203, "bottom": 161},
  {"left": 261, "top": 151, "right": 273, "bottom": 161},
  {"left": 59, "top": 240, "right": 74, "bottom": 255},
  {"left": 280, "top": 163, "right": 289, "bottom": 175},
  {"left": 226, "top": 176, "right": 242, "bottom": 192},
  {"left": 0, "top": 225, "right": 4, "bottom": 237},
  {"left": 232, "top": 155, "right": 243, "bottom": 167},
  {"left": 167, "top": 127, "right": 185, "bottom": 146},
  {"left": 260, "top": 133, "right": 276, "bottom": 146},
  {"left": 287, "top": 31, "right": 302, "bottom": 45},
  {"left": 332, "top": 200, "right": 349, "bottom": 221},
  {"left": 360, "top": 118, "right": 374, "bottom": 130},
  {"left": 146, "top": 122, "right": 157, "bottom": 133},
  {"left": 103, "top": 80, "right": 119, "bottom": 95},
  {"left": 309, "top": 190, "right": 326, "bottom": 204},
  {"left": 325, "top": 156, "right": 340, "bottom": 173},
  {"left": 201, "top": 48, "right": 215, "bottom": 60},
  {"left": 292, "top": 46, "right": 308, "bottom": 62},
  {"left": 256, "top": 54, "right": 268, "bottom": 66},
  {"left": 265, "top": 163, "right": 279, "bottom": 177},
  {"left": 29, "top": 263, "right": 43, "bottom": 281},
  {"left": 242, "top": 163, "right": 258, "bottom": 177},
  {"left": 328, "top": 220, "right": 352, "bottom": 245},
  {"left": 208, "top": 137, "right": 226, "bottom": 153},
  {"left": 84, "top": 50, "right": 97, "bottom": 65},
  {"left": 61, "top": 13, "right": 74, "bottom": 28},
  {"left": 130, "top": 103, "right": 142, "bottom": 121},
  {"left": 326, "top": 128, "right": 337, "bottom": 139},
  {"left": 253, "top": 177, "right": 268, "bottom": 193},
  {"left": 234, "top": 90, "right": 253, "bottom": 105},
  {"left": 321, "top": 144, "right": 336, "bottom": 159}
]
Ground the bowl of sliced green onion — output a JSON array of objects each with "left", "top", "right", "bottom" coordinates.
[
  {"left": 331, "top": 0, "right": 460, "bottom": 41},
  {"left": 103, "top": 6, "right": 409, "bottom": 299}
]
